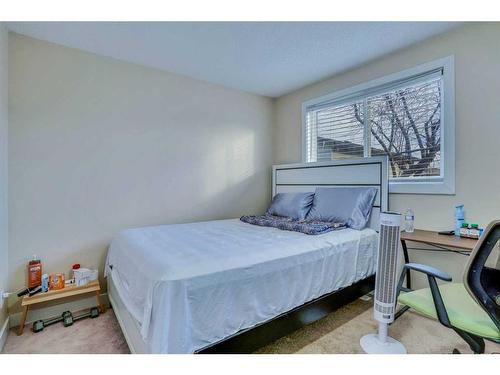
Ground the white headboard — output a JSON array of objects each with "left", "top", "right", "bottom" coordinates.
[{"left": 272, "top": 156, "right": 389, "bottom": 231}]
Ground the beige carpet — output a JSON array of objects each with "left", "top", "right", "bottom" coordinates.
[
  {"left": 258, "top": 299, "right": 500, "bottom": 354},
  {"left": 2, "top": 309, "right": 130, "bottom": 354},
  {"left": 3, "top": 299, "right": 499, "bottom": 354}
]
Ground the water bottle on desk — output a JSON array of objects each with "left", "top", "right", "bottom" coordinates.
[{"left": 404, "top": 209, "right": 414, "bottom": 233}]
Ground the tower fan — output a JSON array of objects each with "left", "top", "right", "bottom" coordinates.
[{"left": 360, "top": 212, "right": 407, "bottom": 354}]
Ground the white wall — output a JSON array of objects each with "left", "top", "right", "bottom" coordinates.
[
  {"left": 273, "top": 22, "right": 500, "bottom": 288},
  {"left": 7, "top": 23, "right": 500, "bottom": 319},
  {"left": 0, "top": 24, "right": 9, "bottom": 332},
  {"left": 8, "top": 34, "right": 274, "bottom": 313}
]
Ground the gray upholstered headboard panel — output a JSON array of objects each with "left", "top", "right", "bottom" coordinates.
[{"left": 272, "top": 156, "right": 389, "bottom": 231}]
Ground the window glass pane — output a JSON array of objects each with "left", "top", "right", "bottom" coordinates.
[
  {"left": 308, "top": 101, "right": 365, "bottom": 162},
  {"left": 368, "top": 78, "right": 442, "bottom": 178}
]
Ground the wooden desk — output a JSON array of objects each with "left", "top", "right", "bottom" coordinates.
[
  {"left": 401, "top": 229, "right": 478, "bottom": 252},
  {"left": 395, "top": 229, "right": 478, "bottom": 320},
  {"left": 400, "top": 229, "right": 477, "bottom": 290},
  {"left": 18, "top": 280, "right": 105, "bottom": 335}
]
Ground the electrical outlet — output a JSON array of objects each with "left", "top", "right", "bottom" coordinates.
[{"left": 0, "top": 289, "right": 10, "bottom": 309}]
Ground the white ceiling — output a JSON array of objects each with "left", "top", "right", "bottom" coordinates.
[{"left": 6, "top": 22, "right": 461, "bottom": 97}]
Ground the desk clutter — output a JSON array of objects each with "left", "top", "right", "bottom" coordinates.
[
  {"left": 13, "top": 255, "right": 104, "bottom": 335},
  {"left": 454, "top": 204, "right": 483, "bottom": 239},
  {"left": 20, "top": 257, "right": 98, "bottom": 298},
  {"left": 458, "top": 223, "right": 482, "bottom": 239},
  {"left": 403, "top": 204, "right": 484, "bottom": 240}
]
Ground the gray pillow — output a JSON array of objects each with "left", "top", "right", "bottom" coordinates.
[
  {"left": 306, "top": 187, "right": 377, "bottom": 230},
  {"left": 266, "top": 192, "right": 314, "bottom": 220}
]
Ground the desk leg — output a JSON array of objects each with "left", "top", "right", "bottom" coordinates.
[
  {"left": 17, "top": 306, "right": 28, "bottom": 335},
  {"left": 96, "top": 290, "right": 105, "bottom": 313},
  {"left": 401, "top": 239, "right": 411, "bottom": 290}
]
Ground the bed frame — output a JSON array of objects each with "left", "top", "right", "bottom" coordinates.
[{"left": 108, "top": 156, "right": 389, "bottom": 354}]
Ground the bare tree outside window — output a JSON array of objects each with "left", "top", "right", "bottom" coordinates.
[{"left": 312, "top": 79, "right": 442, "bottom": 179}]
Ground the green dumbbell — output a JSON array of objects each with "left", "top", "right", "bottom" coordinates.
[
  {"left": 32, "top": 310, "right": 69, "bottom": 333},
  {"left": 90, "top": 307, "right": 99, "bottom": 318},
  {"left": 32, "top": 319, "right": 45, "bottom": 333},
  {"left": 63, "top": 312, "right": 74, "bottom": 327},
  {"left": 73, "top": 306, "right": 100, "bottom": 323}
]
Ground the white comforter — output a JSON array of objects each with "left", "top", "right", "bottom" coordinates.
[{"left": 105, "top": 219, "right": 377, "bottom": 353}]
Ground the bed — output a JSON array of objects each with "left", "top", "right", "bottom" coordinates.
[{"left": 106, "top": 156, "right": 389, "bottom": 354}]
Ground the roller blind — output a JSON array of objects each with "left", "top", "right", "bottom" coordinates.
[
  {"left": 306, "top": 100, "right": 365, "bottom": 162},
  {"left": 305, "top": 69, "right": 443, "bottom": 179}
]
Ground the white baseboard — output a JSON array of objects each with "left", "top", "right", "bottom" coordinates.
[
  {"left": 0, "top": 316, "right": 9, "bottom": 353},
  {"left": 9, "top": 293, "right": 109, "bottom": 328}
]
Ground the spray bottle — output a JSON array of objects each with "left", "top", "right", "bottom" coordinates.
[{"left": 454, "top": 204, "right": 465, "bottom": 236}]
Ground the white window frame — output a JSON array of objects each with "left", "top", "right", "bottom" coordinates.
[{"left": 301, "top": 56, "right": 455, "bottom": 195}]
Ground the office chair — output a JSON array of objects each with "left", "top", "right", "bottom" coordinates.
[{"left": 396, "top": 220, "right": 500, "bottom": 354}]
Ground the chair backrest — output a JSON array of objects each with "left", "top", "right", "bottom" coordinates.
[{"left": 463, "top": 220, "right": 500, "bottom": 333}]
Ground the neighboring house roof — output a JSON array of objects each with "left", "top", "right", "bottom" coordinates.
[
  {"left": 316, "top": 137, "right": 440, "bottom": 176},
  {"left": 316, "top": 137, "right": 386, "bottom": 158}
]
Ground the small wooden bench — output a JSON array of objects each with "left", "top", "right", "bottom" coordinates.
[{"left": 18, "top": 279, "right": 105, "bottom": 335}]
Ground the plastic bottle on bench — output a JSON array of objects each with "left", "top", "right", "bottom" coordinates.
[{"left": 27, "top": 255, "right": 42, "bottom": 289}]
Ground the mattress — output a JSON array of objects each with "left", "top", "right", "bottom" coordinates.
[{"left": 105, "top": 218, "right": 378, "bottom": 353}]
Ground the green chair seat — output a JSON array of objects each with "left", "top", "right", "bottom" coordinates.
[{"left": 398, "top": 283, "right": 500, "bottom": 340}]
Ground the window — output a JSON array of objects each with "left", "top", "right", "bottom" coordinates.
[{"left": 303, "top": 56, "right": 455, "bottom": 194}]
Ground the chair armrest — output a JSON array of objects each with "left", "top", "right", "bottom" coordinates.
[
  {"left": 403, "top": 263, "right": 452, "bottom": 282},
  {"left": 398, "top": 263, "right": 452, "bottom": 328}
]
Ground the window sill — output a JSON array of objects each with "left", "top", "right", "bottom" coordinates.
[{"left": 389, "top": 180, "right": 455, "bottom": 195}]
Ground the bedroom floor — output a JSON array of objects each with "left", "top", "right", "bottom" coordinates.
[{"left": 3, "top": 298, "right": 499, "bottom": 354}]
